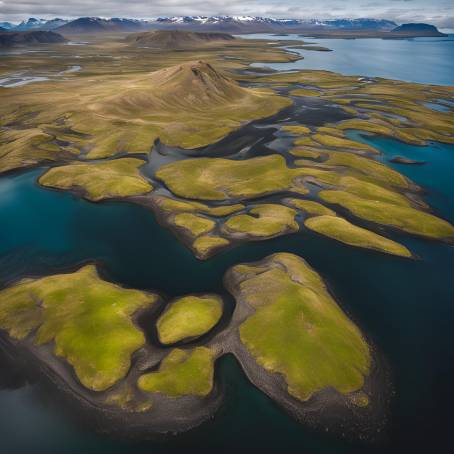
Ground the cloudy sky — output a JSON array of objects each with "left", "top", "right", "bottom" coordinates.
[{"left": 0, "top": 0, "right": 453, "bottom": 28}]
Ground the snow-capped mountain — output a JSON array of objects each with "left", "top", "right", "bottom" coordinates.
[
  {"left": 1, "top": 16, "right": 401, "bottom": 34},
  {"left": 13, "top": 17, "right": 68, "bottom": 31},
  {"left": 0, "top": 22, "right": 16, "bottom": 30},
  {"left": 152, "top": 16, "right": 396, "bottom": 28},
  {"left": 14, "top": 18, "right": 48, "bottom": 31},
  {"left": 148, "top": 16, "right": 398, "bottom": 33}
]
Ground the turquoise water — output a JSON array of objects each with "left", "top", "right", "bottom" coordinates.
[
  {"left": 1, "top": 135, "right": 454, "bottom": 453},
  {"left": 241, "top": 34, "right": 454, "bottom": 85},
  {"left": 348, "top": 132, "right": 454, "bottom": 222}
]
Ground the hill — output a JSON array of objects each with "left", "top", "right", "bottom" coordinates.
[
  {"left": 0, "top": 30, "right": 67, "bottom": 47},
  {"left": 127, "top": 30, "right": 235, "bottom": 49},
  {"left": 95, "top": 60, "right": 273, "bottom": 117},
  {"left": 68, "top": 60, "right": 291, "bottom": 155},
  {"left": 391, "top": 23, "right": 446, "bottom": 37},
  {"left": 56, "top": 17, "right": 145, "bottom": 34}
]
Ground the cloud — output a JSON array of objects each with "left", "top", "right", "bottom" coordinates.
[{"left": 0, "top": 0, "right": 451, "bottom": 26}]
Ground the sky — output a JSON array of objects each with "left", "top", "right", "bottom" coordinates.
[{"left": 0, "top": 0, "right": 453, "bottom": 28}]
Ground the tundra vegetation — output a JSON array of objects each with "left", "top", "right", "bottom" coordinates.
[
  {"left": 0, "top": 265, "right": 158, "bottom": 391},
  {"left": 225, "top": 253, "right": 372, "bottom": 401},
  {"left": 156, "top": 295, "right": 223, "bottom": 344}
]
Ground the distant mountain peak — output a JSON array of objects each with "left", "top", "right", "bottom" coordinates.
[{"left": 391, "top": 23, "right": 446, "bottom": 36}]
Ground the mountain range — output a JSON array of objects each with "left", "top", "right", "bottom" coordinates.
[
  {"left": 0, "top": 16, "right": 398, "bottom": 32},
  {"left": 0, "top": 16, "right": 446, "bottom": 36}
]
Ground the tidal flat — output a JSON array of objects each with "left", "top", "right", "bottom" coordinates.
[{"left": 0, "top": 29, "right": 454, "bottom": 452}]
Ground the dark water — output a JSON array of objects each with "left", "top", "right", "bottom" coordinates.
[{"left": 1, "top": 134, "right": 454, "bottom": 452}]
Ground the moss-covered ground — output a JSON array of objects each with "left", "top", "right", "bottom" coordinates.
[
  {"left": 157, "top": 295, "right": 223, "bottom": 344},
  {"left": 222, "top": 204, "right": 299, "bottom": 238},
  {"left": 0, "top": 265, "right": 158, "bottom": 391},
  {"left": 39, "top": 158, "right": 153, "bottom": 201},
  {"left": 138, "top": 347, "right": 215, "bottom": 397},
  {"left": 156, "top": 155, "right": 307, "bottom": 201},
  {"left": 305, "top": 215, "right": 412, "bottom": 257},
  {"left": 227, "top": 253, "right": 371, "bottom": 401},
  {"left": 320, "top": 190, "right": 454, "bottom": 240}
]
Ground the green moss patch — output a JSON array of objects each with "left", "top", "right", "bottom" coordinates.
[
  {"left": 173, "top": 213, "right": 216, "bottom": 237},
  {"left": 156, "top": 155, "right": 307, "bottom": 201},
  {"left": 289, "top": 148, "right": 322, "bottom": 159},
  {"left": 320, "top": 190, "right": 454, "bottom": 240},
  {"left": 192, "top": 235, "right": 230, "bottom": 259},
  {"left": 305, "top": 215, "right": 412, "bottom": 257},
  {"left": 312, "top": 133, "right": 376, "bottom": 152},
  {"left": 138, "top": 347, "right": 215, "bottom": 397},
  {"left": 157, "top": 295, "right": 223, "bottom": 344},
  {"left": 0, "top": 265, "right": 157, "bottom": 391},
  {"left": 325, "top": 152, "right": 409, "bottom": 188},
  {"left": 226, "top": 253, "right": 371, "bottom": 401},
  {"left": 223, "top": 204, "right": 299, "bottom": 238},
  {"left": 282, "top": 125, "right": 311, "bottom": 135},
  {"left": 153, "top": 195, "right": 244, "bottom": 216},
  {"left": 284, "top": 198, "right": 336, "bottom": 216},
  {"left": 39, "top": 158, "right": 153, "bottom": 201}
]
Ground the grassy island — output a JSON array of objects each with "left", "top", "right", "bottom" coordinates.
[
  {"left": 226, "top": 253, "right": 371, "bottom": 401},
  {"left": 223, "top": 204, "right": 299, "bottom": 238},
  {"left": 39, "top": 158, "right": 153, "bottom": 201},
  {"left": 192, "top": 235, "right": 231, "bottom": 259},
  {"left": 156, "top": 154, "right": 307, "bottom": 201},
  {"left": 157, "top": 295, "right": 223, "bottom": 344},
  {"left": 138, "top": 347, "right": 215, "bottom": 397},
  {"left": 0, "top": 265, "right": 157, "bottom": 391},
  {"left": 153, "top": 195, "right": 244, "bottom": 216},
  {"left": 172, "top": 213, "right": 216, "bottom": 237},
  {"left": 284, "top": 198, "right": 337, "bottom": 216},
  {"left": 320, "top": 190, "right": 454, "bottom": 240},
  {"left": 305, "top": 215, "right": 412, "bottom": 257}
]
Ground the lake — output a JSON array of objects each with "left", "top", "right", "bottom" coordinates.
[{"left": 241, "top": 33, "right": 454, "bottom": 86}]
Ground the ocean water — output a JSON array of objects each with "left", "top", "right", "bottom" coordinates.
[{"left": 241, "top": 33, "right": 454, "bottom": 86}]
